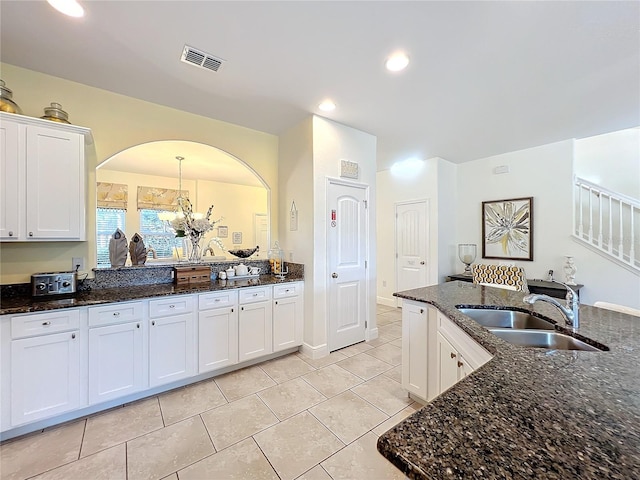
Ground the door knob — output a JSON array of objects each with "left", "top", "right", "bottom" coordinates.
[{"left": 332, "top": 273, "right": 338, "bottom": 278}]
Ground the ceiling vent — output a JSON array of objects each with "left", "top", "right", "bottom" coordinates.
[{"left": 180, "top": 45, "right": 224, "bottom": 72}]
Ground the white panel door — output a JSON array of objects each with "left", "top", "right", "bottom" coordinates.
[
  {"left": 328, "top": 181, "right": 368, "bottom": 352},
  {"left": 149, "top": 313, "right": 195, "bottom": 387},
  {"left": 25, "top": 126, "right": 83, "bottom": 239},
  {"left": 11, "top": 331, "right": 80, "bottom": 425},
  {"left": 253, "top": 213, "right": 269, "bottom": 258},
  {"left": 0, "top": 119, "right": 21, "bottom": 239},
  {"left": 198, "top": 306, "right": 238, "bottom": 373},
  {"left": 88, "top": 321, "right": 145, "bottom": 404},
  {"left": 396, "top": 200, "right": 428, "bottom": 305}
]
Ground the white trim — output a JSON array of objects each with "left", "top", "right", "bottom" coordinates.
[
  {"left": 366, "top": 327, "right": 379, "bottom": 342},
  {"left": 300, "top": 342, "right": 328, "bottom": 360},
  {"left": 376, "top": 296, "right": 396, "bottom": 307}
]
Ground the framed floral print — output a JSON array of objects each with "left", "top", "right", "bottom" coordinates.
[{"left": 482, "top": 197, "right": 533, "bottom": 261}]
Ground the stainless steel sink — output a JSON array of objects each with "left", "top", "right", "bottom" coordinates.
[
  {"left": 457, "top": 308, "right": 555, "bottom": 330},
  {"left": 488, "top": 328, "right": 605, "bottom": 351}
]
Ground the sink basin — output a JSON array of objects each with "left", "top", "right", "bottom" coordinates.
[
  {"left": 457, "top": 308, "right": 555, "bottom": 330},
  {"left": 488, "top": 328, "right": 605, "bottom": 351}
]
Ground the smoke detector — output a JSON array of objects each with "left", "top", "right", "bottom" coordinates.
[{"left": 180, "top": 45, "right": 225, "bottom": 72}]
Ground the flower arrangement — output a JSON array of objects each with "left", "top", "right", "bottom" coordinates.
[{"left": 169, "top": 198, "right": 219, "bottom": 262}]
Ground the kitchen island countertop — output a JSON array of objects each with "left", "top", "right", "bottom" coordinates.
[{"left": 377, "top": 281, "right": 639, "bottom": 479}]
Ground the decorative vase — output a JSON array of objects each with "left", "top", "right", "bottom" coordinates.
[
  {"left": 186, "top": 234, "right": 204, "bottom": 263},
  {"left": 129, "top": 233, "right": 148, "bottom": 266},
  {"left": 564, "top": 256, "right": 577, "bottom": 285}
]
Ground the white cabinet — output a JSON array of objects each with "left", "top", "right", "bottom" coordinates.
[
  {"left": 401, "top": 300, "right": 429, "bottom": 400},
  {"left": 88, "top": 302, "right": 146, "bottom": 405},
  {"left": 0, "top": 113, "right": 91, "bottom": 241},
  {"left": 239, "top": 287, "right": 273, "bottom": 362},
  {"left": 272, "top": 282, "right": 304, "bottom": 352},
  {"left": 198, "top": 291, "right": 238, "bottom": 373},
  {"left": 9, "top": 310, "right": 81, "bottom": 426},
  {"left": 401, "top": 300, "right": 492, "bottom": 402},
  {"left": 149, "top": 296, "right": 196, "bottom": 387}
]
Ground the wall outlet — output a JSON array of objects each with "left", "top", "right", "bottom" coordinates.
[
  {"left": 382, "top": 280, "right": 387, "bottom": 287},
  {"left": 72, "top": 257, "right": 85, "bottom": 272}
]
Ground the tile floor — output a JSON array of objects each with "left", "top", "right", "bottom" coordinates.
[{"left": 1, "top": 304, "right": 418, "bottom": 480}]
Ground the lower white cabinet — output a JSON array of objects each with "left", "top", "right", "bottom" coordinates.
[
  {"left": 402, "top": 300, "right": 492, "bottom": 402},
  {"left": 239, "top": 287, "right": 273, "bottom": 362},
  {"left": 198, "top": 291, "right": 239, "bottom": 373},
  {"left": 273, "top": 282, "right": 304, "bottom": 352},
  {"left": 149, "top": 296, "right": 196, "bottom": 388},
  {"left": 10, "top": 327, "right": 81, "bottom": 426},
  {"left": 88, "top": 302, "right": 146, "bottom": 405}
]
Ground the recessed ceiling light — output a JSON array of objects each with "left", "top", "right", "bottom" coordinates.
[
  {"left": 47, "top": 0, "right": 84, "bottom": 18},
  {"left": 385, "top": 53, "right": 409, "bottom": 72},
  {"left": 318, "top": 100, "right": 336, "bottom": 112}
]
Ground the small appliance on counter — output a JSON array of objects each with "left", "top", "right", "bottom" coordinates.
[{"left": 31, "top": 272, "right": 78, "bottom": 297}]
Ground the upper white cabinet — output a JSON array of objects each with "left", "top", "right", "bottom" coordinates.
[{"left": 0, "top": 113, "right": 92, "bottom": 241}]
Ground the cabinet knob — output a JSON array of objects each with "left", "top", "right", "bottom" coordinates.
[
  {"left": 42, "top": 321, "right": 51, "bottom": 326},
  {"left": 275, "top": 301, "right": 278, "bottom": 305},
  {"left": 420, "top": 261, "right": 425, "bottom": 265},
  {"left": 152, "top": 321, "right": 155, "bottom": 326},
  {"left": 420, "top": 309, "right": 424, "bottom": 314},
  {"left": 71, "top": 333, "right": 76, "bottom": 339},
  {"left": 169, "top": 304, "right": 175, "bottom": 309},
  {"left": 8, "top": 231, "right": 13, "bottom": 237},
  {"left": 457, "top": 361, "right": 464, "bottom": 368},
  {"left": 332, "top": 273, "right": 338, "bottom": 278},
  {"left": 231, "top": 308, "right": 234, "bottom": 313},
  {"left": 28, "top": 232, "right": 33, "bottom": 237},
  {"left": 241, "top": 307, "right": 244, "bottom": 311},
  {"left": 450, "top": 352, "right": 457, "bottom": 359},
  {"left": 113, "top": 312, "right": 120, "bottom": 317},
  {"left": 137, "top": 323, "right": 140, "bottom": 328}
]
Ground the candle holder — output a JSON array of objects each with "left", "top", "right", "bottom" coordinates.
[{"left": 458, "top": 244, "right": 477, "bottom": 276}]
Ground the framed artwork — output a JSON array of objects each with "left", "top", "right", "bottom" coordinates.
[
  {"left": 482, "top": 197, "right": 533, "bottom": 261},
  {"left": 232, "top": 232, "right": 242, "bottom": 244},
  {"left": 217, "top": 225, "right": 228, "bottom": 238}
]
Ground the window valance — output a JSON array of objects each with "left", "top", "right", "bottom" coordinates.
[
  {"left": 96, "top": 182, "right": 128, "bottom": 209},
  {"left": 137, "top": 186, "right": 189, "bottom": 211}
]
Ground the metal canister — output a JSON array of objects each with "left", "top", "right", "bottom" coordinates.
[
  {"left": 0, "top": 79, "right": 23, "bottom": 114},
  {"left": 41, "top": 102, "right": 71, "bottom": 124}
]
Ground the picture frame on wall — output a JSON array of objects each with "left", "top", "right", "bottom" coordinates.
[
  {"left": 482, "top": 196, "right": 533, "bottom": 261},
  {"left": 217, "top": 226, "right": 228, "bottom": 238}
]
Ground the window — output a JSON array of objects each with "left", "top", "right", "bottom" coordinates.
[
  {"left": 139, "top": 209, "right": 181, "bottom": 259},
  {"left": 96, "top": 208, "right": 126, "bottom": 266}
]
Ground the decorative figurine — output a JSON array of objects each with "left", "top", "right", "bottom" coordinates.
[
  {"left": 109, "top": 228, "right": 128, "bottom": 267},
  {"left": 564, "top": 255, "right": 577, "bottom": 285},
  {"left": 129, "top": 233, "right": 148, "bottom": 266}
]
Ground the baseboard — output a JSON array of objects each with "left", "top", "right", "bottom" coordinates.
[
  {"left": 300, "top": 342, "right": 328, "bottom": 359},
  {"left": 366, "top": 327, "right": 379, "bottom": 342},
  {"left": 376, "top": 296, "right": 396, "bottom": 307}
]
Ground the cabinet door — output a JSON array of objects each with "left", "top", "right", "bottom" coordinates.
[
  {"left": 273, "top": 295, "right": 303, "bottom": 352},
  {"left": 25, "top": 126, "right": 84, "bottom": 240},
  {"left": 401, "top": 301, "right": 428, "bottom": 400},
  {"left": 88, "top": 321, "right": 145, "bottom": 404},
  {"left": 198, "top": 306, "right": 238, "bottom": 373},
  {"left": 0, "top": 119, "right": 21, "bottom": 240},
  {"left": 11, "top": 330, "right": 80, "bottom": 426},
  {"left": 238, "top": 301, "right": 272, "bottom": 362},
  {"left": 437, "top": 332, "right": 460, "bottom": 394},
  {"left": 149, "top": 313, "right": 195, "bottom": 387}
]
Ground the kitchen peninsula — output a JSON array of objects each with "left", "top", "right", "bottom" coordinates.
[
  {"left": 378, "top": 281, "right": 639, "bottom": 479},
  {"left": 0, "top": 262, "right": 304, "bottom": 440}
]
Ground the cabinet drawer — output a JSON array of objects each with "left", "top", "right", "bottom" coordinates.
[
  {"left": 199, "top": 290, "right": 238, "bottom": 310},
  {"left": 273, "top": 282, "right": 302, "bottom": 299},
  {"left": 239, "top": 287, "right": 272, "bottom": 304},
  {"left": 12, "top": 309, "right": 80, "bottom": 339},
  {"left": 88, "top": 301, "right": 143, "bottom": 328},
  {"left": 149, "top": 295, "right": 194, "bottom": 318}
]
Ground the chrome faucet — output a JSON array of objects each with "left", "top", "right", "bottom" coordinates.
[
  {"left": 523, "top": 281, "right": 580, "bottom": 329},
  {"left": 147, "top": 247, "right": 158, "bottom": 259}
]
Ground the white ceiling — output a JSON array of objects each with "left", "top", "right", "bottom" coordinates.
[{"left": 1, "top": 1, "right": 639, "bottom": 170}]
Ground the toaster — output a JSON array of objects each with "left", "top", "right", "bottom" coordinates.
[{"left": 31, "top": 272, "right": 78, "bottom": 297}]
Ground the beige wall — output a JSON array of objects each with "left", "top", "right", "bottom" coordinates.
[{"left": 0, "top": 63, "right": 278, "bottom": 283}]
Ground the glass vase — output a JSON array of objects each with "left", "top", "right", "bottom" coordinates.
[{"left": 186, "top": 235, "right": 204, "bottom": 263}]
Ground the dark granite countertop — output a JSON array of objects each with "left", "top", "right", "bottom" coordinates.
[
  {"left": 0, "top": 274, "right": 304, "bottom": 315},
  {"left": 377, "top": 281, "right": 639, "bottom": 479}
]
